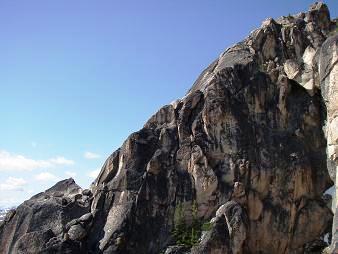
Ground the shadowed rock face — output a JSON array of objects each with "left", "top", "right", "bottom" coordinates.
[{"left": 0, "top": 2, "right": 337, "bottom": 254}]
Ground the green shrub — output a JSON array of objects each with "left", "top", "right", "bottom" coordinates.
[
  {"left": 201, "top": 221, "right": 212, "bottom": 231},
  {"left": 171, "top": 201, "right": 211, "bottom": 248}
]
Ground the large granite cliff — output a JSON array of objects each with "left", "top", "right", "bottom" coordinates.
[{"left": 1, "top": 2, "right": 337, "bottom": 254}]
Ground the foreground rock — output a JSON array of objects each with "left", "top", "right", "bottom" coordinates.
[
  {"left": 0, "top": 179, "right": 91, "bottom": 253},
  {"left": 191, "top": 182, "right": 248, "bottom": 254},
  {"left": 0, "top": 2, "right": 337, "bottom": 254}
]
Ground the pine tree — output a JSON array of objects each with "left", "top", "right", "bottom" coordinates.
[
  {"left": 190, "top": 200, "right": 200, "bottom": 245},
  {"left": 173, "top": 202, "right": 186, "bottom": 244},
  {"left": 172, "top": 200, "right": 209, "bottom": 247}
]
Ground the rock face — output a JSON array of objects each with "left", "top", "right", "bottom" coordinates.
[
  {"left": 0, "top": 2, "right": 337, "bottom": 254},
  {"left": 320, "top": 32, "right": 338, "bottom": 252}
]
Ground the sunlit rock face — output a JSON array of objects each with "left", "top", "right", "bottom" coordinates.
[
  {"left": 0, "top": 2, "right": 337, "bottom": 254},
  {"left": 320, "top": 33, "right": 338, "bottom": 253}
]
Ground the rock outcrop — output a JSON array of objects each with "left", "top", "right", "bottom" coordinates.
[
  {"left": 0, "top": 2, "right": 337, "bottom": 254},
  {"left": 0, "top": 179, "right": 91, "bottom": 254}
]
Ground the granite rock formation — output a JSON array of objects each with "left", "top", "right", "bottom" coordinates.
[
  {"left": 320, "top": 32, "right": 338, "bottom": 253},
  {"left": 0, "top": 2, "right": 337, "bottom": 254}
]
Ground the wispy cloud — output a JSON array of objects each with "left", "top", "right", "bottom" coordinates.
[
  {"left": 49, "top": 157, "right": 74, "bottom": 166},
  {"left": 0, "top": 150, "right": 74, "bottom": 172},
  {"left": 87, "top": 168, "right": 100, "bottom": 179},
  {"left": 34, "top": 172, "right": 59, "bottom": 182},
  {"left": 0, "top": 196, "right": 23, "bottom": 208},
  {"left": 0, "top": 177, "right": 27, "bottom": 191},
  {"left": 65, "top": 171, "right": 77, "bottom": 178},
  {"left": 84, "top": 151, "right": 100, "bottom": 160}
]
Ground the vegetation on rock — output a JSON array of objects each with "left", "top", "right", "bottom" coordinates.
[{"left": 172, "top": 201, "right": 211, "bottom": 248}]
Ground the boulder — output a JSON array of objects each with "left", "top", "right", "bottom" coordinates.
[{"left": 68, "top": 224, "right": 87, "bottom": 241}]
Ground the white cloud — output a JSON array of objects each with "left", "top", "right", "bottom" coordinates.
[
  {"left": 0, "top": 196, "right": 23, "bottom": 208},
  {"left": 87, "top": 168, "right": 100, "bottom": 179},
  {"left": 84, "top": 151, "right": 100, "bottom": 160},
  {"left": 34, "top": 172, "right": 59, "bottom": 182},
  {"left": 0, "top": 177, "right": 27, "bottom": 191},
  {"left": 0, "top": 150, "right": 75, "bottom": 172},
  {"left": 0, "top": 150, "right": 50, "bottom": 171},
  {"left": 65, "top": 171, "right": 77, "bottom": 178},
  {"left": 49, "top": 157, "right": 74, "bottom": 166}
]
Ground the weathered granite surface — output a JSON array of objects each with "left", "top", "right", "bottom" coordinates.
[
  {"left": 320, "top": 32, "right": 338, "bottom": 254},
  {"left": 0, "top": 2, "right": 337, "bottom": 254}
]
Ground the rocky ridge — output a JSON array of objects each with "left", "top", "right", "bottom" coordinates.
[
  {"left": 0, "top": 2, "right": 337, "bottom": 254},
  {"left": 0, "top": 208, "right": 12, "bottom": 223}
]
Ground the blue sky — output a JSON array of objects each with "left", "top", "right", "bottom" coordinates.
[{"left": 0, "top": 0, "right": 337, "bottom": 207}]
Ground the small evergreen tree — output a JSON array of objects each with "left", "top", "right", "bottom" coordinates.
[
  {"left": 190, "top": 200, "right": 200, "bottom": 245},
  {"left": 172, "top": 202, "right": 186, "bottom": 245},
  {"left": 172, "top": 200, "right": 208, "bottom": 247}
]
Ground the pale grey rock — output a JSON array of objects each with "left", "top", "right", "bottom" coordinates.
[
  {"left": 68, "top": 224, "right": 87, "bottom": 241},
  {"left": 319, "top": 33, "right": 338, "bottom": 253},
  {"left": 0, "top": 179, "right": 89, "bottom": 254},
  {"left": 79, "top": 213, "right": 93, "bottom": 222}
]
